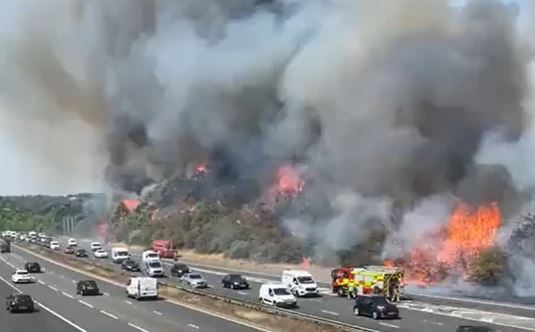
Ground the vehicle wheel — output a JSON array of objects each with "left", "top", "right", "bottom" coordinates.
[
  {"left": 10, "top": 307, "right": 15, "bottom": 313},
  {"left": 353, "top": 307, "right": 359, "bottom": 316},
  {"left": 337, "top": 288, "right": 344, "bottom": 297},
  {"left": 230, "top": 284, "right": 234, "bottom": 290},
  {"left": 273, "top": 301, "right": 277, "bottom": 307},
  {"left": 372, "top": 311, "right": 378, "bottom": 320}
]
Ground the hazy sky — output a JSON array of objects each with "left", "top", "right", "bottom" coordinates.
[{"left": 0, "top": 0, "right": 532, "bottom": 195}]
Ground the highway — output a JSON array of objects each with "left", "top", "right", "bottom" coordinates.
[
  {"left": 0, "top": 247, "right": 263, "bottom": 332},
  {"left": 20, "top": 237, "right": 535, "bottom": 332}
]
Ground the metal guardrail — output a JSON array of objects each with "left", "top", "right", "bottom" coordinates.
[{"left": 19, "top": 242, "right": 378, "bottom": 332}]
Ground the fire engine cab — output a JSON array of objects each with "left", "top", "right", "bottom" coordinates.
[{"left": 331, "top": 265, "right": 404, "bottom": 302}]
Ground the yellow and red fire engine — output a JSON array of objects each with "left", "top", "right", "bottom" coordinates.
[{"left": 331, "top": 265, "right": 404, "bottom": 302}]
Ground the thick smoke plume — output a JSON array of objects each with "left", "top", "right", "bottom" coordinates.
[{"left": 0, "top": 0, "right": 534, "bottom": 291}]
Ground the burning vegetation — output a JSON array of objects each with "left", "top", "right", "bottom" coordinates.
[{"left": 386, "top": 202, "right": 504, "bottom": 286}]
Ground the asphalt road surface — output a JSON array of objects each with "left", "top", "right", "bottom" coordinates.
[
  {"left": 0, "top": 248, "right": 261, "bottom": 332},
  {"left": 0, "top": 271, "right": 80, "bottom": 332},
  {"left": 20, "top": 237, "right": 535, "bottom": 332}
]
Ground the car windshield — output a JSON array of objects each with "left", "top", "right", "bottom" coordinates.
[
  {"left": 127, "top": 260, "right": 138, "bottom": 265},
  {"left": 15, "top": 295, "right": 31, "bottom": 304},
  {"left": 51, "top": 242, "right": 58, "bottom": 245},
  {"left": 83, "top": 281, "right": 97, "bottom": 288},
  {"left": 273, "top": 288, "right": 291, "bottom": 295},
  {"left": 97, "top": 250, "right": 105, "bottom": 253},
  {"left": 371, "top": 297, "right": 390, "bottom": 306},
  {"left": 28, "top": 263, "right": 39, "bottom": 268},
  {"left": 297, "top": 276, "right": 314, "bottom": 284},
  {"left": 174, "top": 264, "right": 187, "bottom": 270},
  {"left": 17, "top": 271, "right": 28, "bottom": 275},
  {"left": 147, "top": 253, "right": 158, "bottom": 258},
  {"left": 92, "top": 243, "right": 101, "bottom": 247},
  {"left": 149, "top": 262, "right": 161, "bottom": 268},
  {"left": 117, "top": 251, "right": 128, "bottom": 256},
  {"left": 189, "top": 274, "right": 202, "bottom": 279},
  {"left": 229, "top": 275, "right": 244, "bottom": 281},
  {"left": 78, "top": 250, "right": 86, "bottom": 253}
]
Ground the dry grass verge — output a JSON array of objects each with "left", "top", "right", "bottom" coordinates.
[{"left": 21, "top": 244, "right": 363, "bottom": 332}]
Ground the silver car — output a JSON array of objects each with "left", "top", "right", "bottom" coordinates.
[{"left": 182, "top": 273, "right": 207, "bottom": 288}]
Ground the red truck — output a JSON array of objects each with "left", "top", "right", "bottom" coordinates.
[{"left": 151, "top": 240, "right": 176, "bottom": 259}]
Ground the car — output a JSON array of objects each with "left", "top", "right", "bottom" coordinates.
[
  {"left": 49, "top": 241, "right": 60, "bottom": 250},
  {"left": 222, "top": 274, "right": 249, "bottom": 289},
  {"left": 170, "top": 263, "right": 191, "bottom": 277},
  {"left": 11, "top": 269, "right": 36, "bottom": 284},
  {"left": 182, "top": 273, "right": 207, "bottom": 288},
  {"left": 5, "top": 294, "right": 35, "bottom": 313},
  {"left": 24, "top": 262, "right": 42, "bottom": 273},
  {"left": 64, "top": 246, "right": 75, "bottom": 255},
  {"left": 94, "top": 249, "right": 108, "bottom": 258},
  {"left": 76, "top": 280, "right": 100, "bottom": 296},
  {"left": 68, "top": 238, "right": 78, "bottom": 247},
  {"left": 353, "top": 294, "right": 399, "bottom": 319},
  {"left": 144, "top": 261, "right": 164, "bottom": 277},
  {"left": 75, "top": 249, "right": 88, "bottom": 257},
  {"left": 90, "top": 242, "right": 102, "bottom": 251},
  {"left": 121, "top": 259, "right": 141, "bottom": 272},
  {"left": 456, "top": 326, "right": 495, "bottom": 332}
]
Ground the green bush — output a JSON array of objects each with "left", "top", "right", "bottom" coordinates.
[{"left": 469, "top": 246, "right": 506, "bottom": 285}]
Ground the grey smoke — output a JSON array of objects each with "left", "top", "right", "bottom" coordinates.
[{"left": 0, "top": 0, "right": 533, "bottom": 291}]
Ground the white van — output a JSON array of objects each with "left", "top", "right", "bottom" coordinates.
[
  {"left": 142, "top": 250, "right": 160, "bottom": 264},
  {"left": 281, "top": 270, "right": 319, "bottom": 297},
  {"left": 111, "top": 247, "right": 129, "bottom": 264},
  {"left": 259, "top": 283, "right": 297, "bottom": 308},
  {"left": 126, "top": 277, "right": 158, "bottom": 300},
  {"left": 90, "top": 242, "right": 102, "bottom": 251}
]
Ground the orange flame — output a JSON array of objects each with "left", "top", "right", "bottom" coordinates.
[
  {"left": 386, "top": 202, "right": 501, "bottom": 285},
  {"left": 275, "top": 165, "right": 304, "bottom": 196},
  {"left": 195, "top": 163, "right": 208, "bottom": 173}
]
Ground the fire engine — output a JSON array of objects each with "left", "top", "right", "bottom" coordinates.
[{"left": 331, "top": 265, "right": 404, "bottom": 302}]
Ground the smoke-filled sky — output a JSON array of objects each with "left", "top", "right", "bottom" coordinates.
[{"left": 0, "top": 0, "right": 531, "bottom": 195}]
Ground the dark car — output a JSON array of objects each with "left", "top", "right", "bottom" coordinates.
[
  {"left": 5, "top": 294, "right": 35, "bottom": 313},
  {"left": 0, "top": 239, "right": 10, "bottom": 253},
  {"left": 121, "top": 259, "right": 141, "bottom": 272},
  {"left": 75, "top": 249, "right": 88, "bottom": 257},
  {"left": 76, "top": 280, "right": 100, "bottom": 296},
  {"left": 353, "top": 295, "right": 399, "bottom": 319},
  {"left": 64, "top": 246, "right": 75, "bottom": 255},
  {"left": 24, "top": 262, "right": 42, "bottom": 273},
  {"left": 456, "top": 326, "right": 494, "bottom": 332},
  {"left": 222, "top": 274, "right": 249, "bottom": 289},
  {"left": 171, "top": 263, "right": 191, "bottom": 277}
]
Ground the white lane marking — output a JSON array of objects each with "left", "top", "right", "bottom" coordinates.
[
  {"left": 320, "top": 310, "right": 339, "bottom": 316},
  {"left": 59, "top": 275, "right": 64, "bottom": 279},
  {"left": 407, "top": 292, "right": 535, "bottom": 311},
  {"left": 128, "top": 322, "right": 151, "bottom": 332},
  {"left": 188, "top": 323, "right": 200, "bottom": 329},
  {"left": 237, "top": 291, "right": 248, "bottom": 296},
  {"left": 153, "top": 310, "right": 162, "bottom": 316},
  {"left": 38, "top": 280, "right": 46, "bottom": 285},
  {"left": 48, "top": 285, "right": 58, "bottom": 291},
  {"left": 0, "top": 274, "right": 87, "bottom": 332},
  {"left": 103, "top": 292, "right": 110, "bottom": 296},
  {"left": 379, "top": 322, "right": 400, "bottom": 329},
  {"left": 36, "top": 300, "right": 89, "bottom": 332},
  {"left": 423, "top": 319, "right": 443, "bottom": 326},
  {"left": 78, "top": 300, "right": 94, "bottom": 308},
  {"left": 100, "top": 310, "right": 119, "bottom": 320},
  {"left": 13, "top": 244, "right": 275, "bottom": 332},
  {"left": 125, "top": 300, "right": 133, "bottom": 305},
  {"left": 62, "top": 292, "right": 75, "bottom": 299},
  {"left": 72, "top": 280, "right": 76, "bottom": 283}
]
